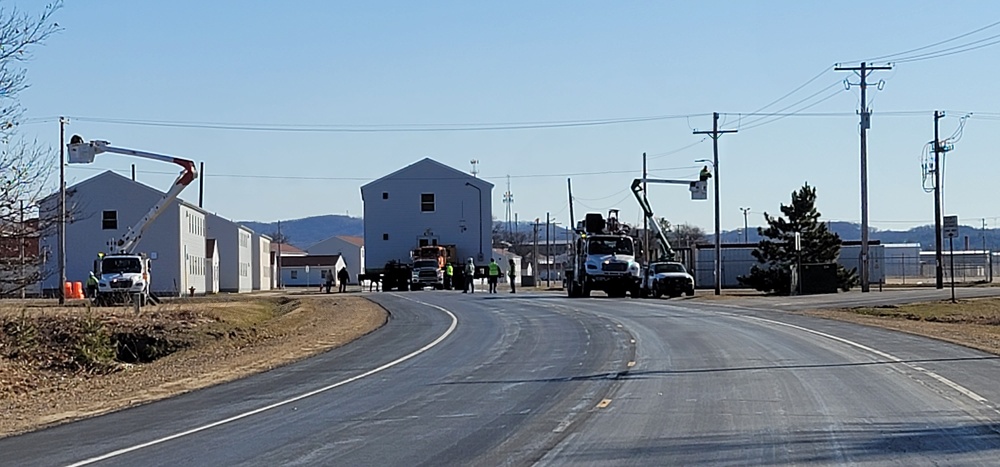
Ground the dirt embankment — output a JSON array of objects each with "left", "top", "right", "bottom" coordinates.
[{"left": 0, "top": 294, "right": 387, "bottom": 437}]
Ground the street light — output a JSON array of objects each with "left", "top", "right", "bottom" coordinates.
[
  {"left": 696, "top": 158, "right": 721, "bottom": 295},
  {"left": 740, "top": 207, "right": 751, "bottom": 243},
  {"left": 465, "top": 182, "right": 483, "bottom": 262}
]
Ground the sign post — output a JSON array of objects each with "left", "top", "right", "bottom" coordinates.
[{"left": 944, "top": 215, "right": 958, "bottom": 303}]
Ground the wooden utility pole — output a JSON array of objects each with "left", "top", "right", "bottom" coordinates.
[
  {"left": 694, "top": 112, "right": 737, "bottom": 295},
  {"left": 835, "top": 62, "right": 892, "bottom": 293},
  {"left": 933, "top": 110, "right": 945, "bottom": 289},
  {"left": 58, "top": 117, "right": 67, "bottom": 304},
  {"left": 642, "top": 153, "right": 648, "bottom": 267}
]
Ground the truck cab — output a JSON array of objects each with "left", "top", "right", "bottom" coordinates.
[
  {"left": 94, "top": 253, "right": 152, "bottom": 306},
  {"left": 642, "top": 261, "right": 695, "bottom": 298}
]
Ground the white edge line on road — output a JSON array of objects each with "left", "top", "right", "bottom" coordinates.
[
  {"left": 723, "top": 310, "right": 989, "bottom": 404},
  {"left": 66, "top": 295, "right": 458, "bottom": 467}
]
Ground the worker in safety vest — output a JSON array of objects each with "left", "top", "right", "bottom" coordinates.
[
  {"left": 86, "top": 271, "right": 99, "bottom": 300},
  {"left": 464, "top": 258, "right": 475, "bottom": 294},
  {"left": 699, "top": 165, "right": 712, "bottom": 182},
  {"left": 488, "top": 258, "right": 500, "bottom": 294},
  {"left": 444, "top": 262, "right": 454, "bottom": 290}
]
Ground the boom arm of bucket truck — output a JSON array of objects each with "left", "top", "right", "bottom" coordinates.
[
  {"left": 631, "top": 179, "right": 676, "bottom": 261},
  {"left": 67, "top": 137, "right": 199, "bottom": 254}
]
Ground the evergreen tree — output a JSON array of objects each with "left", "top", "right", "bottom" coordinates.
[{"left": 738, "top": 183, "right": 858, "bottom": 294}]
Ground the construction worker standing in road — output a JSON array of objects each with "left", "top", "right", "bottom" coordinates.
[
  {"left": 444, "top": 262, "right": 454, "bottom": 290},
  {"left": 464, "top": 258, "right": 476, "bottom": 293},
  {"left": 488, "top": 258, "right": 500, "bottom": 294},
  {"left": 508, "top": 258, "right": 517, "bottom": 294},
  {"left": 337, "top": 267, "right": 350, "bottom": 293}
]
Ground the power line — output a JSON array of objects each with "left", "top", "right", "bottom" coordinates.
[
  {"left": 892, "top": 33, "right": 1000, "bottom": 63},
  {"left": 851, "top": 19, "right": 1000, "bottom": 63},
  {"left": 66, "top": 163, "right": 702, "bottom": 181},
  {"left": 66, "top": 113, "right": 711, "bottom": 133}
]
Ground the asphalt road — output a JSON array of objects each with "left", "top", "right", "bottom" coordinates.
[{"left": 4, "top": 288, "right": 1000, "bottom": 465}]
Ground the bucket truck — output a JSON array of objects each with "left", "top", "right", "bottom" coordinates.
[
  {"left": 565, "top": 210, "right": 642, "bottom": 298},
  {"left": 67, "top": 136, "right": 199, "bottom": 306},
  {"left": 631, "top": 178, "right": 699, "bottom": 298}
]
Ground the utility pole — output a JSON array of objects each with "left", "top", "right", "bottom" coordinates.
[
  {"left": 740, "top": 207, "right": 751, "bottom": 243},
  {"left": 567, "top": 178, "right": 576, "bottom": 258},
  {"left": 533, "top": 218, "right": 540, "bottom": 284},
  {"left": 58, "top": 116, "right": 67, "bottom": 304},
  {"left": 276, "top": 220, "right": 282, "bottom": 289},
  {"left": 694, "top": 112, "right": 737, "bottom": 296},
  {"left": 933, "top": 110, "right": 945, "bottom": 289},
  {"left": 199, "top": 161, "right": 205, "bottom": 208},
  {"left": 19, "top": 199, "right": 25, "bottom": 299},
  {"left": 546, "top": 212, "right": 551, "bottom": 288},
  {"left": 504, "top": 175, "right": 515, "bottom": 236},
  {"left": 836, "top": 62, "right": 892, "bottom": 293},
  {"left": 642, "top": 152, "right": 648, "bottom": 267}
]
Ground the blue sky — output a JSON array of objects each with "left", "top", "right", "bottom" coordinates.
[{"left": 13, "top": 1, "right": 1000, "bottom": 235}]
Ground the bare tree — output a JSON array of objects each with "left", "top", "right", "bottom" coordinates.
[{"left": 0, "top": 2, "right": 62, "bottom": 296}]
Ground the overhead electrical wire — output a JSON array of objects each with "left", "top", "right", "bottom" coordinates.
[
  {"left": 854, "top": 20, "right": 1000, "bottom": 63},
  {"left": 66, "top": 113, "right": 711, "bottom": 133},
  {"left": 66, "top": 162, "right": 703, "bottom": 182}
]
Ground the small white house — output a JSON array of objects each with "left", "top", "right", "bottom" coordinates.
[
  {"left": 279, "top": 255, "right": 346, "bottom": 288},
  {"left": 205, "top": 213, "right": 253, "bottom": 293},
  {"left": 39, "top": 171, "right": 206, "bottom": 297},
  {"left": 251, "top": 233, "right": 272, "bottom": 291},
  {"left": 308, "top": 235, "right": 364, "bottom": 283},
  {"left": 361, "top": 158, "right": 493, "bottom": 271}
]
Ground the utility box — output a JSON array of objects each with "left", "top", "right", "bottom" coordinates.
[{"left": 800, "top": 263, "right": 839, "bottom": 294}]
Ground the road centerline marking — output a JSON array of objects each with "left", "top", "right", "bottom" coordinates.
[{"left": 66, "top": 294, "right": 458, "bottom": 467}]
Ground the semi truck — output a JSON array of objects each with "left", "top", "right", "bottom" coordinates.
[
  {"left": 409, "top": 244, "right": 457, "bottom": 290},
  {"left": 67, "top": 136, "right": 198, "bottom": 307}
]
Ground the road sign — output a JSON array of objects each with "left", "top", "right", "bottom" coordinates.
[{"left": 943, "top": 215, "right": 958, "bottom": 238}]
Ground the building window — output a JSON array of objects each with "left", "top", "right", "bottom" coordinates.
[
  {"left": 383, "top": 233, "right": 389, "bottom": 241},
  {"left": 102, "top": 210, "right": 117, "bottom": 230},
  {"left": 290, "top": 270, "right": 298, "bottom": 279},
  {"left": 421, "top": 193, "right": 435, "bottom": 212},
  {"left": 382, "top": 192, "right": 389, "bottom": 200}
]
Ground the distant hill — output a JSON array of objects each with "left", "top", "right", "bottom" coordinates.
[
  {"left": 718, "top": 221, "right": 998, "bottom": 250},
  {"left": 239, "top": 214, "right": 998, "bottom": 252},
  {"left": 240, "top": 215, "right": 363, "bottom": 249}
]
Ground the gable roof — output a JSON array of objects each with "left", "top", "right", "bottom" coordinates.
[
  {"left": 279, "top": 255, "right": 342, "bottom": 267},
  {"left": 360, "top": 158, "right": 494, "bottom": 191},
  {"left": 337, "top": 235, "right": 364, "bottom": 247},
  {"left": 51, "top": 170, "right": 204, "bottom": 212},
  {"left": 270, "top": 242, "right": 306, "bottom": 255}
]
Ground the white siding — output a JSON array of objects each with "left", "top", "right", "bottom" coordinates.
[
  {"left": 307, "top": 236, "right": 364, "bottom": 281},
  {"left": 180, "top": 205, "right": 207, "bottom": 295},
  {"left": 361, "top": 159, "right": 493, "bottom": 271},
  {"left": 40, "top": 171, "right": 203, "bottom": 297},
  {"left": 206, "top": 214, "right": 254, "bottom": 293},
  {"left": 252, "top": 233, "right": 272, "bottom": 291}
]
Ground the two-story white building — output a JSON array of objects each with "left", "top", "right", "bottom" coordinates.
[
  {"left": 361, "top": 158, "right": 493, "bottom": 271},
  {"left": 39, "top": 171, "right": 206, "bottom": 297},
  {"left": 307, "top": 235, "right": 364, "bottom": 283},
  {"left": 251, "top": 232, "right": 272, "bottom": 291},
  {"left": 205, "top": 213, "right": 254, "bottom": 293}
]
